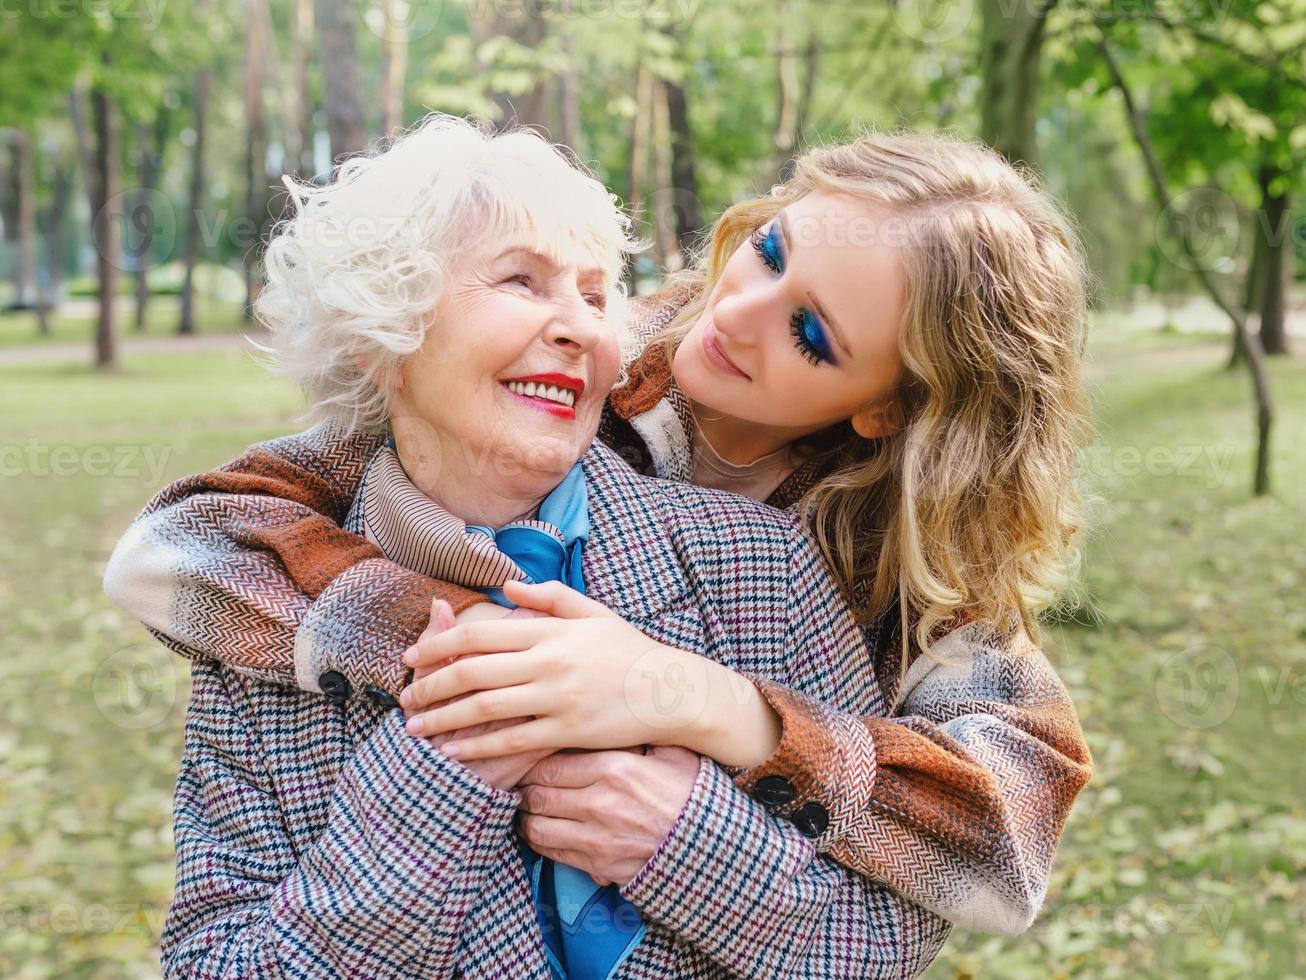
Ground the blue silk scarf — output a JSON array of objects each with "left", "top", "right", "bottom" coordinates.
[{"left": 467, "top": 462, "right": 648, "bottom": 980}]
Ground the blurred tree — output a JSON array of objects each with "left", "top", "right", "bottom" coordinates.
[
  {"left": 88, "top": 56, "right": 121, "bottom": 368},
  {"left": 379, "top": 0, "right": 409, "bottom": 139},
  {"left": 1100, "top": 39, "right": 1275, "bottom": 495},
  {"left": 180, "top": 2, "right": 217, "bottom": 336},
  {"left": 129, "top": 104, "right": 173, "bottom": 332},
  {"left": 243, "top": 0, "right": 271, "bottom": 319},
  {"left": 289, "top": 0, "right": 316, "bottom": 174},
  {"left": 660, "top": 22, "right": 703, "bottom": 259},
  {"left": 36, "top": 132, "right": 75, "bottom": 334},
  {"left": 1, "top": 128, "right": 39, "bottom": 312},
  {"left": 980, "top": 0, "right": 1058, "bottom": 165},
  {"left": 317, "top": 0, "right": 368, "bottom": 160}
]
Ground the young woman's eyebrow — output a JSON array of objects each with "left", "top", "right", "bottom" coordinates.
[{"left": 777, "top": 209, "right": 855, "bottom": 360}]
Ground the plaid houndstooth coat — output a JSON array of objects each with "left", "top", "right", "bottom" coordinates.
[{"left": 156, "top": 436, "right": 951, "bottom": 978}]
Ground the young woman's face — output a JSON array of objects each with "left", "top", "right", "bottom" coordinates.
[{"left": 673, "top": 191, "right": 907, "bottom": 439}]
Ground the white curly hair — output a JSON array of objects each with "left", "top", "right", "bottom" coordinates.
[{"left": 253, "top": 113, "right": 640, "bottom": 434}]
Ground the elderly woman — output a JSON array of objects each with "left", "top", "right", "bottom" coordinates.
[{"left": 107, "top": 115, "right": 947, "bottom": 977}]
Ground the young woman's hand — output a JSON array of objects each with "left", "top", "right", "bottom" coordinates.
[
  {"left": 515, "top": 744, "right": 701, "bottom": 887},
  {"left": 405, "top": 598, "right": 554, "bottom": 792},
  {"left": 398, "top": 580, "right": 728, "bottom": 762}
]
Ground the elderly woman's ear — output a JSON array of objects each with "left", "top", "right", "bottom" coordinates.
[{"left": 354, "top": 352, "right": 405, "bottom": 393}]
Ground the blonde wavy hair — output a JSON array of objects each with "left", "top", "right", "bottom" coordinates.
[{"left": 662, "top": 131, "right": 1091, "bottom": 657}]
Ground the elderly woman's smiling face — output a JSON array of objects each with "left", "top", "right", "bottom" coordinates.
[{"left": 388, "top": 233, "right": 622, "bottom": 524}]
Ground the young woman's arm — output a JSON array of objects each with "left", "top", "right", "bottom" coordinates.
[
  {"left": 677, "top": 525, "right": 1092, "bottom": 937},
  {"left": 104, "top": 421, "right": 491, "bottom": 700},
  {"left": 728, "top": 622, "right": 1093, "bottom": 936},
  {"left": 162, "top": 659, "right": 521, "bottom": 977}
]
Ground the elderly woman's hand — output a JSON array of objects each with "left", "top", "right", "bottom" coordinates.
[
  {"left": 398, "top": 580, "right": 743, "bottom": 763},
  {"left": 515, "top": 744, "right": 701, "bottom": 887}
]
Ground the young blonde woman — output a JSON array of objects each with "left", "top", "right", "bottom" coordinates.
[{"left": 106, "top": 127, "right": 1093, "bottom": 940}]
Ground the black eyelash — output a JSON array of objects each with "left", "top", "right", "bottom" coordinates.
[
  {"left": 751, "top": 228, "right": 782, "bottom": 273},
  {"left": 790, "top": 310, "right": 825, "bottom": 366}
]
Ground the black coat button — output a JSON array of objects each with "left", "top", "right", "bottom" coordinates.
[
  {"left": 791, "top": 802, "right": 829, "bottom": 838},
  {"left": 319, "top": 671, "right": 352, "bottom": 702},
  {"left": 754, "top": 775, "right": 795, "bottom": 807},
  {"left": 364, "top": 686, "right": 400, "bottom": 710}
]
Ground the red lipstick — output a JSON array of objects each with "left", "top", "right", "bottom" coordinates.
[
  {"left": 500, "top": 372, "right": 585, "bottom": 397},
  {"left": 499, "top": 372, "right": 585, "bottom": 421}
]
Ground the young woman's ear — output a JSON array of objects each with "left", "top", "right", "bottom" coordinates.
[{"left": 850, "top": 398, "right": 904, "bottom": 440}]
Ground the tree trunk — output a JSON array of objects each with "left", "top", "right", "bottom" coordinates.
[
  {"left": 37, "top": 149, "right": 73, "bottom": 334},
  {"left": 495, "top": 13, "right": 551, "bottom": 128},
  {"left": 316, "top": 0, "right": 368, "bottom": 162},
  {"left": 661, "top": 25, "right": 702, "bottom": 258},
  {"left": 132, "top": 109, "right": 171, "bottom": 332},
  {"left": 244, "top": 0, "right": 269, "bottom": 319},
  {"left": 1101, "top": 40, "right": 1273, "bottom": 495},
  {"left": 290, "top": 0, "right": 315, "bottom": 173},
  {"left": 91, "top": 79, "right": 120, "bottom": 369},
  {"left": 782, "top": 31, "right": 820, "bottom": 182},
  {"left": 651, "top": 81, "right": 681, "bottom": 273},
  {"left": 1230, "top": 194, "right": 1267, "bottom": 367},
  {"left": 7, "top": 129, "right": 39, "bottom": 311},
  {"left": 623, "top": 62, "right": 652, "bottom": 292},
  {"left": 559, "top": 26, "right": 583, "bottom": 156},
  {"left": 979, "top": 0, "right": 1057, "bottom": 166},
  {"left": 773, "top": 0, "right": 799, "bottom": 183},
  {"left": 1254, "top": 163, "right": 1290, "bottom": 356},
  {"left": 379, "top": 0, "right": 408, "bottom": 139},
  {"left": 180, "top": 41, "right": 211, "bottom": 335}
]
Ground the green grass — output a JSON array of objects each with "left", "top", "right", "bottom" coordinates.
[
  {"left": 0, "top": 348, "right": 304, "bottom": 978},
  {"left": 1, "top": 325, "right": 1302, "bottom": 977},
  {"left": 928, "top": 338, "right": 1306, "bottom": 978},
  {"left": 0, "top": 297, "right": 250, "bottom": 349}
]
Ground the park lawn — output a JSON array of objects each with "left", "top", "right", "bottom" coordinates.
[
  {"left": 1, "top": 331, "right": 1303, "bottom": 977},
  {"left": 931, "top": 342, "right": 1306, "bottom": 979},
  {"left": 0, "top": 297, "right": 250, "bottom": 350}
]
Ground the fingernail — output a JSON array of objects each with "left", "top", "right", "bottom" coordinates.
[
  {"left": 399, "top": 689, "right": 412, "bottom": 709},
  {"left": 403, "top": 646, "right": 418, "bottom": 666},
  {"left": 443, "top": 742, "right": 462, "bottom": 758},
  {"left": 405, "top": 716, "right": 423, "bottom": 735}
]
